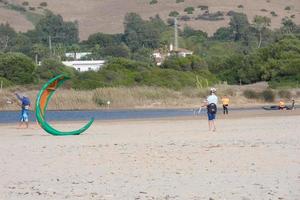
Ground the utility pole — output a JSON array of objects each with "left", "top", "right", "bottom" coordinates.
[
  {"left": 174, "top": 17, "right": 178, "bottom": 51},
  {"left": 48, "top": 35, "right": 52, "bottom": 55}
]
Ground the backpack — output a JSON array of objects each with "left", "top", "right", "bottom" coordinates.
[{"left": 207, "top": 103, "right": 217, "bottom": 114}]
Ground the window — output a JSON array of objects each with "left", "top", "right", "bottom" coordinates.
[{"left": 88, "top": 67, "right": 92, "bottom": 71}]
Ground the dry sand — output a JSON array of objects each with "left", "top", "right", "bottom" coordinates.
[{"left": 0, "top": 110, "right": 300, "bottom": 199}]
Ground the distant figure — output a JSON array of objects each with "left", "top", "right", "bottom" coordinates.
[
  {"left": 221, "top": 95, "right": 230, "bottom": 115},
  {"left": 291, "top": 99, "right": 295, "bottom": 110},
  {"left": 202, "top": 88, "right": 218, "bottom": 132},
  {"left": 15, "top": 93, "right": 31, "bottom": 128},
  {"left": 278, "top": 99, "right": 286, "bottom": 110}
]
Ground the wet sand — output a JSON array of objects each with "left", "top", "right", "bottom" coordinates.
[{"left": 0, "top": 110, "right": 300, "bottom": 199}]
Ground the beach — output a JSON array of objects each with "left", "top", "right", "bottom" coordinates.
[{"left": 0, "top": 110, "right": 300, "bottom": 200}]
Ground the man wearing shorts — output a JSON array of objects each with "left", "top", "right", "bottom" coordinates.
[
  {"left": 15, "top": 93, "right": 31, "bottom": 128},
  {"left": 202, "top": 88, "right": 218, "bottom": 132}
]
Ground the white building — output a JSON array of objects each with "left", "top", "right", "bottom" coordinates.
[
  {"left": 175, "top": 48, "right": 193, "bottom": 57},
  {"left": 62, "top": 60, "right": 105, "bottom": 72},
  {"left": 65, "top": 52, "right": 92, "bottom": 60}
]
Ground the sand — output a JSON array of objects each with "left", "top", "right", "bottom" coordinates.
[{"left": 0, "top": 110, "right": 300, "bottom": 199}]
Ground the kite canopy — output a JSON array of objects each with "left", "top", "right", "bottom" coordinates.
[{"left": 35, "top": 74, "right": 94, "bottom": 136}]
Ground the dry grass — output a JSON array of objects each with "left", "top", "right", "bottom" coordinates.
[
  {"left": 0, "top": 83, "right": 299, "bottom": 111},
  {"left": 2, "top": 0, "right": 300, "bottom": 39}
]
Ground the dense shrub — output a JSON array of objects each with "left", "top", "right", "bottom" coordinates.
[
  {"left": 72, "top": 58, "right": 216, "bottom": 90},
  {"left": 22, "top": 1, "right": 29, "bottom": 6},
  {"left": 285, "top": 6, "right": 291, "bottom": 11},
  {"left": 0, "top": 53, "right": 36, "bottom": 84},
  {"left": 36, "top": 58, "right": 76, "bottom": 80},
  {"left": 8, "top": 4, "right": 26, "bottom": 12},
  {"left": 93, "top": 91, "right": 109, "bottom": 106},
  {"left": 243, "top": 89, "right": 259, "bottom": 99},
  {"left": 260, "top": 90, "right": 275, "bottom": 102},
  {"left": 184, "top": 7, "right": 195, "bottom": 14},
  {"left": 278, "top": 90, "right": 291, "bottom": 99},
  {"left": 179, "top": 15, "right": 190, "bottom": 21},
  {"left": 176, "top": 0, "right": 184, "bottom": 3},
  {"left": 40, "top": 2, "right": 47, "bottom": 7},
  {"left": 270, "top": 11, "right": 277, "bottom": 17},
  {"left": 196, "top": 11, "right": 224, "bottom": 21},
  {"left": 169, "top": 11, "right": 179, "bottom": 17},
  {"left": 198, "top": 5, "right": 208, "bottom": 10},
  {"left": 162, "top": 55, "right": 208, "bottom": 72},
  {"left": 149, "top": 0, "right": 158, "bottom": 5},
  {"left": 0, "top": 77, "right": 14, "bottom": 87}
]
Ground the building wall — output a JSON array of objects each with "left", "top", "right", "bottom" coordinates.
[{"left": 62, "top": 60, "right": 105, "bottom": 72}]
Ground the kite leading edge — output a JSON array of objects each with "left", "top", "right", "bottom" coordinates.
[{"left": 35, "top": 74, "right": 94, "bottom": 136}]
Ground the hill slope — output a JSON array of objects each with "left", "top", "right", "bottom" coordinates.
[{"left": 1, "top": 0, "right": 300, "bottom": 40}]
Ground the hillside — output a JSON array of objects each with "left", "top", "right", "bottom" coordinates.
[{"left": 1, "top": 0, "right": 300, "bottom": 40}]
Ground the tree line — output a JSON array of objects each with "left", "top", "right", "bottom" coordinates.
[{"left": 0, "top": 10, "right": 300, "bottom": 89}]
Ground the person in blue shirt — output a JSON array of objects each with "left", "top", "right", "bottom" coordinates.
[{"left": 15, "top": 93, "right": 31, "bottom": 128}]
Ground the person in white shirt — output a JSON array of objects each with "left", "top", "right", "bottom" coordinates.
[{"left": 202, "top": 88, "right": 218, "bottom": 132}]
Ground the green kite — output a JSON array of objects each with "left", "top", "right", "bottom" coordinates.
[{"left": 35, "top": 74, "right": 94, "bottom": 136}]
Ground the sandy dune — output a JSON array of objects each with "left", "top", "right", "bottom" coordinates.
[{"left": 0, "top": 110, "right": 300, "bottom": 199}]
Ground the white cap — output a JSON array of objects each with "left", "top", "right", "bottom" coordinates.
[{"left": 210, "top": 88, "right": 217, "bottom": 93}]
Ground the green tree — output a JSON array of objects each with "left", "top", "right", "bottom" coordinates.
[
  {"left": 252, "top": 15, "right": 271, "bottom": 48},
  {"left": 213, "top": 27, "right": 234, "bottom": 41},
  {"left": 0, "top": 52, "right": 36, "bottom": 84},
  {"left": 102, "top": 44, "right": 130, "bottom": 58},
  {"left": 162, "top": 55, "right": 208, "bottom": 72},
  {"left": 281, "top": 17, "right": 297, "bottom": 34},
  {"left": 123, "top": 13, "right": 162, "bottom": 51},
  {"left": 34, "top": 11, "right": 79, "bottom": 45},
  {"left": 36, "top": 58, "right": 75, "bottom": 80},
  {"left": 0, "top": 23, "right": 17, "bottom": 52},
  {"left": 83, "top": 33, "right": 122, "bottom": 48},
  {"left": 32, "top": 43, "right": 49, "bottom": 63},
  {"left": 229, "top": 12, "right": 250, "bottom": 41}
]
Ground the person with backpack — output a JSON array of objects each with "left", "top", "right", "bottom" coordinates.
[
  {"left": 15, "top": 92, "right": 31, "bottom": 128},
  {"left": 202, "top": 88, "right": 218, "bottom": 132}
]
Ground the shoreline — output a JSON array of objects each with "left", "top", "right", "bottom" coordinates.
[{"left": 1, "top": 108, "right": 299, "bottom": 126}]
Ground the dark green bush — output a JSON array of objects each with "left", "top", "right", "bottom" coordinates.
[
  {"left": 149, "top": 0, "right": 158, "bottom": 5},
  {"left": 284, "top": 6, "right": 291, "bottom": 10},
  {"left": 179, "top": 15, "right": 191, "bottom": 21},
  {"left": 278, "top": 90, "right": 291, "bottom": 99},
  {"left": 270, "top": 11, "right": 277, "bottom": 17},
  {"left": 260, "top": 90, "right": 275, "bottom": 102},
  {"left": 22, "top": 1, "right": 29, "bottom": 6},
  {"left": 184, "top": 7, "right": 195, "bottom": 14},
  {"left": 243, "top": 89, "right": 259, "bottom": 99},
  {"left": 0, "top": 53, "right": 36, "bottom": 84},
  {"left": 0, "top": 77, "right": 14, "bottom": 88},
  {"left": 176, "top": 0, "right": 184, "bottom": 3},
  {"left": 198, "top": 5, "right": 208, "bottom": 10},
  {"left": 169, "top": 11, "right": 179, "bottom": 17},
  {"left": 40, "top": 2, "right": 47, "bottom": 7}
]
